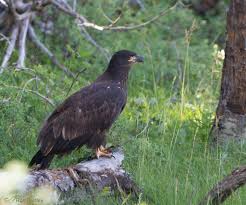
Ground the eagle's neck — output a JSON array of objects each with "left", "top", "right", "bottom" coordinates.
[{"left": 96, "top": 65, "right": 130, "bottom": 89}]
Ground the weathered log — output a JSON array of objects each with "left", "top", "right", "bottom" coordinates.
[
  {"left": 0, "top": 148, "right": 139, "bottom": 204},
  {"left": 199, "top": 166, "right": 246, "bottom": 205}
]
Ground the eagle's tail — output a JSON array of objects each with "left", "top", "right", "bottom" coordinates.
[{"left": 29, "top": 150, "right": 54, "bottom": 169}]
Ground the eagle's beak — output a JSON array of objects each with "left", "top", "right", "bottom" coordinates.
[
  {"left": 135, "top": 55, "right": 144, "bottom": 63},
  {"left": 128, "top": 55, "right": 144, "bottom": 63}
]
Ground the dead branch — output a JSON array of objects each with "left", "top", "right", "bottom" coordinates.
[
  {"left": 0, "top": 0, "right": 7, "bottom": 7},
  {"left": 0, "top": 32, "right": 10, "bottom": 43},
  {"left": 72, "top": 0, "right": 76, "bottom": 11},
  {"left": 65, "top": 68, "right": 87, "bottom": 97},
  {"left": 1, "top": 24, "right": 19, "bottom": 69},
  {"left": 101, "top": 9, "right": 121, "bottom": 25},
  {"left": 1, "top": 0, "right": 177, "bottom": 77},
  {"left": 52, "top": 0, "right": 178, "bottom": 31},
  {"left": 28, "top": 26, "right": 75, "bottom": 78},
  {"left": 8, "top": 0, "right": 32, "bottom": 20},
  {"left": 1, "top": 149, "right": 140, "bottom": 204},
  {"left": 31, "top": 0, "right": 51, "bottom": 11},
  {"left": 16, "top": 17, "right": 30, "bottom": 69},
  {"left": 51, "top": 0, "right": 104, "bottom": 31},
  {"left": 0, "top": 5, "right": 14, "bottom": 34},
  {"left": 79, "top": 26, "right": 110, "bottom": 62},
  {"left": 52, "top": 0, "right": 110, "bottom": 61},
  {"left": 93, "top": 2, "right": 177, "bottom": 31},
  {"left": 199, "top": 166, "right": 246, "bottom": 205},
  {"left": 0, "top": 82, "right": 56, "bottom": 107}
]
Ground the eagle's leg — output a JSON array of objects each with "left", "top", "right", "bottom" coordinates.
[{"left": 96, "top": 145, "right": 112, "bottom": 158}]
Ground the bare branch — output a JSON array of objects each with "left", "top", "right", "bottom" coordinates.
[
  {"left": 100, "top": 9, "right": 121, "bottom": 26},
  {"left": 0, "top": 32, "right": 10, "bottom": 44},
  {"left": 103, "top": 2, "right": 178, "bottom": 31},
  {"left": 65, "top": 68, "right": 87, "bottom": 97},
  {"left": 199, "top": 166, "right": 246, "bottom": 205},
  {"left": 8, "top": 0, "right": 17, "bottom": 15},
  {"left": 1, "top": 24, "right": 19, "bottom": 70},
  {"left": 1, "top": 0, "right": 177, "bottom": 77},
  {"left": 79, "top": 26, "right": 110, "bottom": 62},
  {"left": 20, "top": 88, "right": 56, "bottom": 107},
  {"left": 72, "top": 0, "right": 76, "bottom": 11},
  {"left": 48, "top": 0, "right": 177, "bottom": 63},
  {"left": 16, "top": 17, "right": 30, "bottom": 69},
  {"left": 52, "top": 0, "right": 110, "bottom": 61},
  {"left": 28, "top": 26, "right": 75, "bottom": 78},
  {"left": 8, "top": 0, "right": 33, "bottom": 20},
  {"left": 0, "top": 83, "right": 56, "bottom": 107},
  {"left": 51, "top": 0, "right": 104, "bottom": 30},
  {"left": 31, "top": 0, "right": 51, "bottom": 11},
  {"left": 0, "top": 0, "right": 7, "bottom": 7},
  {"left": 0, "top": 8, "right": 12, "bottom": 34},
  {"left": 52, "top": 0, "right": 178, "bottom": 31},
  {"left": 108, "top": 15, "right": 122, "bottom": 27},
  {"left": 51, "top": 0, "right": 81, "bottom": 19},
  {"left": 15, "top": 1, "right": 32, "bottom": 14}
]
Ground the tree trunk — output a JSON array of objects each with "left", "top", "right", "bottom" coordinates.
[{"left": 211, "top": 0, "right": 246, "bottom": 144}]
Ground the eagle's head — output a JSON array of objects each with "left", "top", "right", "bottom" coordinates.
[{"left": 108, "top": 50, "right": 144, "bottom": 70}]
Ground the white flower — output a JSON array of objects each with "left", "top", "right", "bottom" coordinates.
[
  {"left": 34, "top": 186, "right": 59, "bottom": 205},
  {"left": 217, "top": 49, "right": 225, "bottom": 60},
  {"left": 0, "top": 161, "right": 27, "bottom": 197},
  {"left": 213, "top": 44, "right": 218, "bottom": 50}
]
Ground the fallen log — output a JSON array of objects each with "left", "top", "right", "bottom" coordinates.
[
  {"left": 199, "top": 166, "right": 246, "bottom": 205},
  {"left": 0, "top": 148, "right": 140, "bottom": 204}
]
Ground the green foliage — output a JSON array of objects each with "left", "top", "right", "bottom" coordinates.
[{"left": 1, "top": 1, "right": 245, "bottom": 204}]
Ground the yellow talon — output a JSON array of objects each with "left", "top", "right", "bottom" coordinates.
[{"left": 96, "top": 146, "right": 112, "bottom": 158}]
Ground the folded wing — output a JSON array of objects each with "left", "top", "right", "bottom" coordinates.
[{"left": 38, "top": 83, "right": 126, "bottom": 156}]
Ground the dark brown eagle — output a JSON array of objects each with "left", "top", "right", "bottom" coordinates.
[{"left": 29, "top": 50, "right": 144, "bottom": 169}]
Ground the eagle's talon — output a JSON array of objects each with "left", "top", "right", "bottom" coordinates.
[{"left": 96, "top": 146, "right": 113, "bottom": 158}]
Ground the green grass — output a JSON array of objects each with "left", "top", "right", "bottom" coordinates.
[{"left": 1, "top": 1, "right": 246, "bottom": 204}]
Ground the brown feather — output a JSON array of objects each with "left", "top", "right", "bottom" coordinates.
[
  {"left": 29, "top": 50, "right": 143, "bottom": 169},
  {"left": 38, "top": 83, "right": 127, "bottom": 156}
]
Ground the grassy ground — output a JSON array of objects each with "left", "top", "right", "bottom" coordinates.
[{"left": 0, "top": 1, "right": 246, "bottom": 204}]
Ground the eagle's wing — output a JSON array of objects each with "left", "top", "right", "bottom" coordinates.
[{"left": 38, "top": 83, "right": 126, "bottom": 155}]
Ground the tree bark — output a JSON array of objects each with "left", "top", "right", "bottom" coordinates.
[
  {"left": 0, "top": 149, "right": 140, "bottom": 204},
  {"left": 199, "top": 166, "right": 246, "bottom": 205},
  {"left": 210, "top": 0, "right": 246, "bottom": 144}
]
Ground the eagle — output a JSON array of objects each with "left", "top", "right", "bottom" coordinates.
[{"left": 29, "top": 50, "right": 144, "bottom": 169}]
